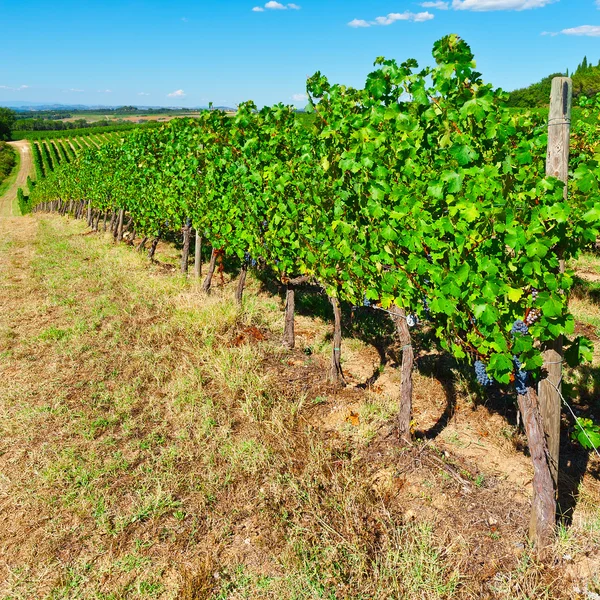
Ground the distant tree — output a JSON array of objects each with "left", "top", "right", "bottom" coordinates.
[
  {"left": 0, "top": 107, "right": 16, "bottom": 141},
  {"left": 508, "top": 56, "right": 600, "bottom": 107},
  {"left": 506, "top": 73, "right": 564, "bottom": 108}
]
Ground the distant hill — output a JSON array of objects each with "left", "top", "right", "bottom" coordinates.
[
  {"left": 0, "top": 102, "right": 209, "bottom": 112},
  {"left": 507, "top": 56, "right": 600, "bottom": 108}
]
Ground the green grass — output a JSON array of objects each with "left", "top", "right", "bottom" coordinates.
[
  {"left": 0, "top": 214, "right": 595, "bottom": 599},
  {"left": 0, "top": 142, "right": 20, "bottom": 198}
]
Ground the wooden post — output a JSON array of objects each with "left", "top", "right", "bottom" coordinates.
[
  {"left": 194, "top": 231, "right": 202, "bottom": 278},
  {"left": 390, "top": 305, "right": 414, "bottom": 444},
  {"left": 540, "top": 77, "right": 572, "bottom": 489}
]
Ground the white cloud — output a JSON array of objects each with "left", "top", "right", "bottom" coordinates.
[
  {"left": 452, "top": 0, "right": 555, "bottom": 10},
  {"left": 63, "top": 88, "right": 84, "bottom": 93},
  {"left": 97, "top": 89, "right": 112, "bottom": 93},
  {"left": 0, "top": 84, "right": 29, "bottom": 91},
  {"left": 560, "top": 25, "right": 600, "bottom": 36},
  {"left": 292, "top": 93, "right": 308, "bottom": 101},
  {"left": 413, "top": 11, "right": 435, "bottom": 21},
  {"left": 167, "top": 89, "right": 186, "bottom": 98},
  {"left": 348, "top": 18, "right": 370, "bottom": 27},
  {"left": 421, "top": 1, "right": 449, "bottom": 8},
  {"left": 253, "top": 2, "right": 301, "bottom": 11},
  {"left": 138, "top": 92, "right": 151, "bottom": 96},
  {"left": 349, "top": 11, "right": 434, "bottom": 27}
]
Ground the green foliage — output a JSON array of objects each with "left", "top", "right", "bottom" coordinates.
[
  {"left": 571, "top": 418, "right": 600, "bottom": 450},
  {"left": 0, "top": 141, "right": 17, "bottom": 181},
  {"left": 11, "top": 121, "right": 161, "bottom": 141},
  {"left": 30, "top": 34, "right": 600, "bottom": 387},
  {"left": 17, "top": 187, "right": 30, "bottom": 214},
  {"left": 508, "top": 56, "right": 600, "bottom": 108},
  {"left": 0, "top": 107, "right": 16, "bottom": 141}
]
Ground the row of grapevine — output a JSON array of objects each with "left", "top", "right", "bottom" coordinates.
[
  {"left": 29, "top": 133, "right": 122, "bottom": 180},
  {"left": 12, "top": 120, "right": 162, "bottom": 141},
  {"left": 27, "top": 35, "right": 600, "bottom": 552}
]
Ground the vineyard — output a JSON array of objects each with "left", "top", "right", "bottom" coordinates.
[
  {"left": 11, "top": 120, "right": 162, "bottom": 141},
  {"left": 12, "top": 34, "right": 600, "bottom": 594},
  {"left": 16, "top": 130, "right": 128, "bottom": 213}
]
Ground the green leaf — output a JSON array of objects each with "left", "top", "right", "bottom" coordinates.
[
  {"left": 507, "top": 288, "right": 523, "bottom": 302},
  {"left": 571, "top": 418, "right": 600, "bottom": 450},
  {"left": 564, "top": 336, "right": 594, "bottom": 367}
]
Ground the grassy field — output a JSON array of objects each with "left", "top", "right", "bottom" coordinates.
[
  {"left": 0, "top": 144, "right": 20, "bottom": 200},
  {"left": 59, "top": 112, "right": 204, "bottom": 123},
  {"left": 0, "top": 215, "right": 598, "bottom": 599}
]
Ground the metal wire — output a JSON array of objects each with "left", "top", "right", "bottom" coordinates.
[{"left": 545, "top": 380, "right": 600, "bottom": 460}]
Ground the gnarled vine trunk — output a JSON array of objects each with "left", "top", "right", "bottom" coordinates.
[
  {"left": 148, "top": 237, "right": 159, "bottom": 260},
  {"left": 137, "top": 237, "right": 148, "bottom": 252},
  {"left": 202, "top": 248, "right": 218, "bottom": 293},
  {"left": 235, "top": 262, "right": 248, "bottom": 305},
  {"left": 517, "top": 385, "right": 556, "bottom": 557}
]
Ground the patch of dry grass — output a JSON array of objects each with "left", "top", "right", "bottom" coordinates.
[{"left": 0, "top": 215, "right": 597, "bottom": 599}]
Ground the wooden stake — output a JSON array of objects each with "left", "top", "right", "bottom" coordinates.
[
  {"left": 390, "top": 305, "right": 414, "bottom": 444},
  {"left": 540, "top": 77, "right": 572, "bottom": 489},
  {"left": 194, "top": 231, "right": 202, "bottom": 278}
]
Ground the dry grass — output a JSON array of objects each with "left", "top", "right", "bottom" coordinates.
[{"left": 0, "top": 215, "right": 598, "bottom": 599}]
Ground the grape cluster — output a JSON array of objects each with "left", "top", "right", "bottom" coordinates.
[
  {"left": 406, "top": 314, "right": 418, "bottom": 328},
  {"left": 513, "top": 356, "right": 528, "bottom": 396},
  {"left": 511, "top": 319, "right": 529, "bottom": 336},
  {"left": 474, "top": 360, "right": 493, "bottom": 387},
  {"left": 244, "top": 252, "right": 258, "bottom": 267},
  {"left": 524, "top": 309, "right": 541, "bottom": 326},
  {"left": 363, "top": 296, "right": 372, "bottom": 308},
  {"left": 422, "top": 296, "right": 430, "bottom": 314},
  {"left": 531, "top": 288, "right": 538, "bottom": 301}
]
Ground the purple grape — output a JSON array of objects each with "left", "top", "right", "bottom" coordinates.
[
  {"left": 513, "top": 356, "right": 528, "bottom": 396},
  {"left": 474, "top": 361, "right": 493, "bottom": 387},
  {"left": 511, "top": 320, "right": 529, "bottom": 336}
]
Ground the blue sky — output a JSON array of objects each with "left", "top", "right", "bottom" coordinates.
[{"left": 1, "top": 0, "right": 599, "bottom": 108}]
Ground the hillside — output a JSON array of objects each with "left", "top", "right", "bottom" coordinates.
[
  {"left": 507, "top": 57, "right": 600, "bottom": 107},
  {"left": 0, "top": 214, "right": 598, "bottom": 599}
]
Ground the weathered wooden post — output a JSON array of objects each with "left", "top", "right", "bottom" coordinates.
[
  {"left": 521, "top": 77, "right": 572, "bottom": 554},
  {"left": 194, "top": 230, "right": 202, "bottom": 279},
  {"left": 541, "top": 77, "right": 572, "bottom": 489}
]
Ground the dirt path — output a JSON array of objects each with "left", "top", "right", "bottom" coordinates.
[{"left": 0, "top": 140, "right": 33, "bottom": 218}]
